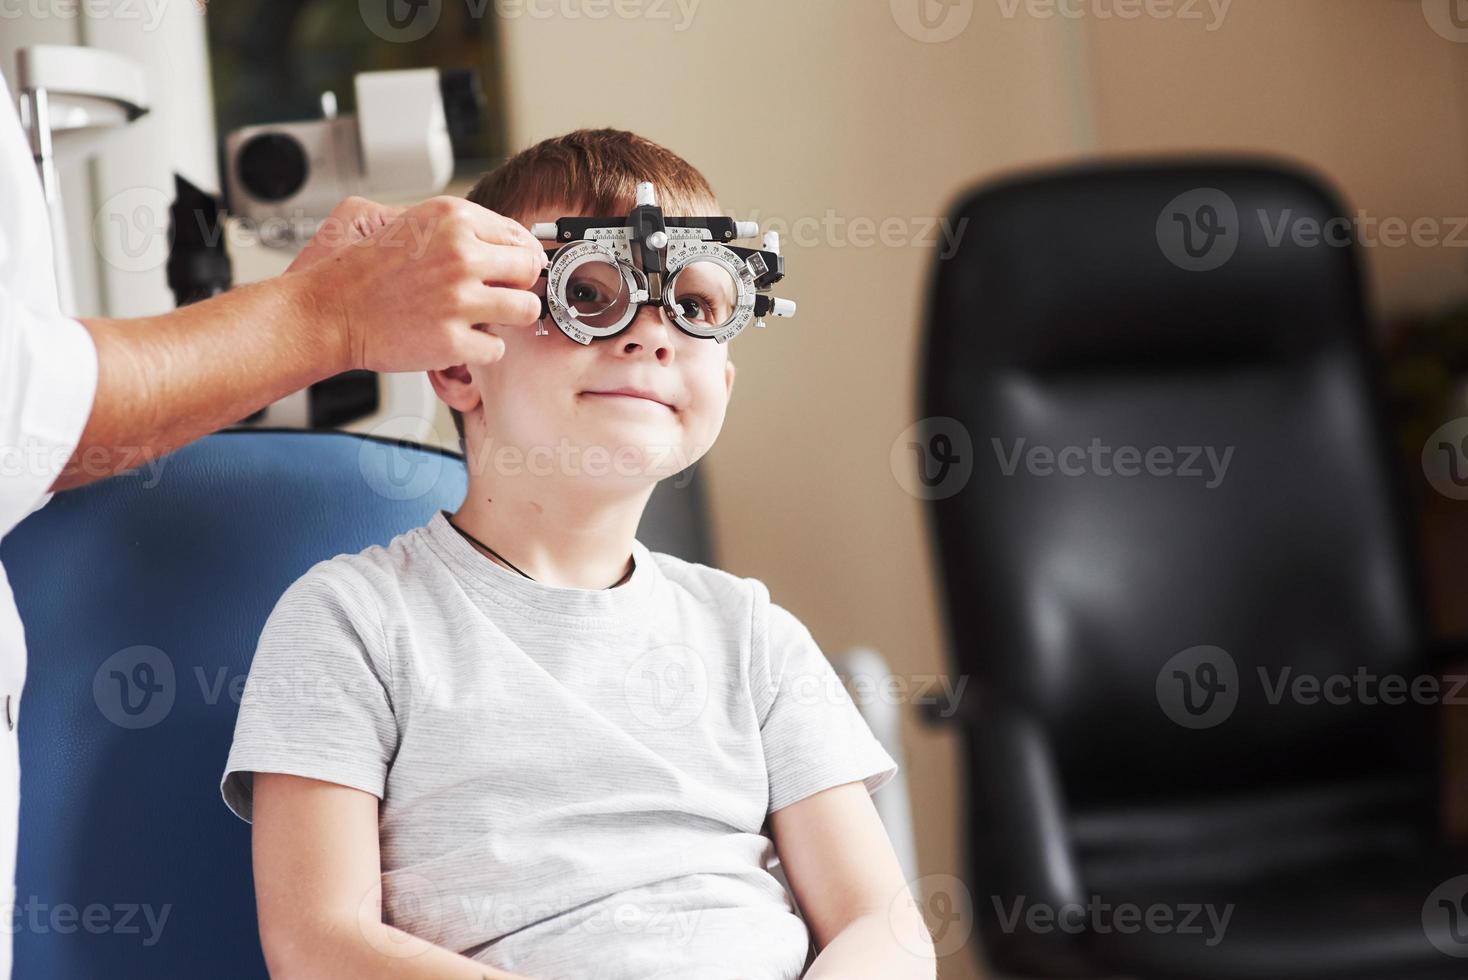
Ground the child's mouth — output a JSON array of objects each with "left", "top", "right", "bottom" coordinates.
[{"left": 580, "top": 389, "right": 676, "bottom": 412}]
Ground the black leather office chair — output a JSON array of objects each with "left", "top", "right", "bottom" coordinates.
[{"left": 919, "top": 161, "right": 1467, "bottom": 979}]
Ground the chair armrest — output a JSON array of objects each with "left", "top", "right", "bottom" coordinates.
[
  {"left": 921, "top": 682, "right": 1095, "bottom": 976},
  {"left": 918, "top": 681, "right": 977, "bottom": 728}
]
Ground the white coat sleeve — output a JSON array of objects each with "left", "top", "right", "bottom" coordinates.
[{"left": 0, "top": 288, "right": 98, "bottom": 537}]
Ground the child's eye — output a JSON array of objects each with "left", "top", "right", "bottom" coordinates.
[
  {"left": 670, "top": 261, "right": 736, "bottom": 327},
  {"left": 677, "top": 295, "right": 711, "bottom": 322}
]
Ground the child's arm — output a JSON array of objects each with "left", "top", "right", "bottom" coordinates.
[
  {"left": 771, "top": 781, "right": 937, "bottom": 980},
  {"left": 251, "top": 772, "right": 535, "bottom": 980}
]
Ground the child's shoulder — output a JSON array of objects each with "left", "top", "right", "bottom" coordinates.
[
  {"left": 642, "top": 547, "right": 774, "bottom": 611},
  {"left": 279, "top": 521, "right": 437, "bottom": 609}
]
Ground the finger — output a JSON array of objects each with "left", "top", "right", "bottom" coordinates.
[
  {"left": 469, "top": 240, "right": 549, "bottom": 289},
  {"left": 455, "top": 327, "right": 507, "bottom": 367},
  {"left": 458, "top": 201, "right": 543, "bottom": 250},
  {"left": 314, "top": 198, "right": 393, "bottom": 248},
  {"left": 464, "top": 285, "right": 543, "bottom": 329},
  {"left": 514, "top": 216, "right": 552, "bottom": 245},
  {"left": 349, "top": 204, "right": 405, "bottom": 241}
]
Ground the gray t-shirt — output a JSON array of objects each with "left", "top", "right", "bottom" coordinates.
[{"left": 221, "top": 510, "right": 897, "bottom": 979}]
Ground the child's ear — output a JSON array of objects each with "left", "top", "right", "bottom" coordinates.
[
  {"left": 428, "top": 363, "right": 484, "bottom": 415},
  {"left": 724, "top": 358, "right": 737, "bottom": 400}
]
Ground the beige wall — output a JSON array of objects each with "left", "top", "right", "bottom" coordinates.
[
  {"left": 489, "top": 3, "right": 1468, "bottom": 977},
  {"left": 1086, "top": 0, "right": 1468, "bottom": 323}
]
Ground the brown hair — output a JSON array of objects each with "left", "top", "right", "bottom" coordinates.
[{"left": 448, "top": 129, "right": 719, "bottom": 451}]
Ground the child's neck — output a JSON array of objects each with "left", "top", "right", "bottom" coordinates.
[{"left": 450, "top": 477, "right": 654, "bottom": 590}]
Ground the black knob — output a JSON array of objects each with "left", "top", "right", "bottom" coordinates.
[
  {"left": 235, "top": 132, "right": 309, "bottom": 203},
  {"left": 439, "top": 69, "right": 485, "bottom": 153},
  {"left": 167, "top": 175, "right": 232, "bottom": 307}
]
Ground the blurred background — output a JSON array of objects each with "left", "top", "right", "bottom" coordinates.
[{"left": 9, "top": 1, "right": 1468, "bottom": 977}]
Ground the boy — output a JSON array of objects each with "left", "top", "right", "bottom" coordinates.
[{"left": 221, "top": 129, "right": 935, "bottom": 980}]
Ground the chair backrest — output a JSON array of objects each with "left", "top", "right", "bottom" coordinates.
[
  {"left": 920, "top": 161, "right": 1434, "bottom": 820},
  {"left": 0, "top": 429, "right": 713, "bottom": 977}
]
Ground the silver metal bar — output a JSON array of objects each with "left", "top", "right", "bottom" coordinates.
[{"left": 21, "top": 86, "right": 77, "bottom": 317}]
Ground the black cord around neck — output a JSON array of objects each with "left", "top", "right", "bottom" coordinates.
[{"left": 444, "top": 513, "right": 634, "bottom": 589}]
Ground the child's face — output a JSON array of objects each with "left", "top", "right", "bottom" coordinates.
[{"left": 434, "top": 199, "right": 738, "bottom": 486}]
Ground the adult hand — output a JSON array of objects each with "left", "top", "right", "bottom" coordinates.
[
  {"left": 287, "top": 197, "right": 406, "bottom": 274},
  {"left": 292, "top": 195, "right": 547, "bottom": 374},
  {"left": 58, "top": 195, "right": 548, "bottom": 492}
]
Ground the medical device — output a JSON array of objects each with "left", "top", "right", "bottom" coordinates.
[
  {"left": 223, "top": 68, "right": 480, "bottom": 245},
  {"left": 16, "top": 45, "right": 151, "bottom": 316},
  {"left": 530, "top": 182, "right": 796, "bottom": 345}
]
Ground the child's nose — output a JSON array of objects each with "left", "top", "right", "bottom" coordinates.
[{"left": 615, "top": 304, "right": 675, "bottom": 363}]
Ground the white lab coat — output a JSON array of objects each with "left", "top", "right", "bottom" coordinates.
[{"left": 0, "top": 70, "right": 101, "bottom": 979}]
